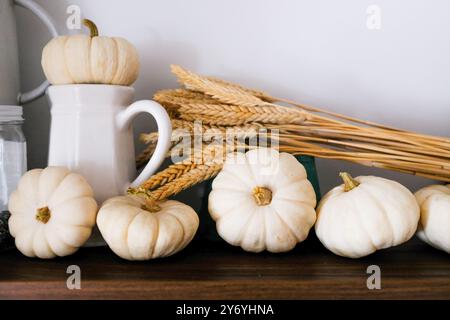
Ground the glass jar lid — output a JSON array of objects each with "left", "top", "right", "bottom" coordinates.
[{"left": 0, "top": 106, "right": 24, "bottom": 122}]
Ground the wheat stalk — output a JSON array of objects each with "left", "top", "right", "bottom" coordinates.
[
  {"left": 178, "top": 111, "right": 306, "bottom": 126},
  {"left": 132, "top": 142, "right": 236, "bottom": 203},
  {"left": 141, "top": 119, "right": 263, "bottom": 143},
  {"left": 206, "top": 76, "right": 270, "bottom": 100},
  {"left": 171, "top": 65, "right": 267, "bottom": 107},
  {"left": 140, "top": 162, "right": 197, "bottom": 190},
  {"left": 136, "top": 145, "right": 157, "bottom": 168},
  {"left": 154, "top": 88, "right": 221, "bottom": 106},
  {"left": 150, "top": 163, "right": 222, "bottom": 201},
  {"left": 138, "top": 120, "right": 264, "bottom": 166}
]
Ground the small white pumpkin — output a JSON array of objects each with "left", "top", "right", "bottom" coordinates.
[
  {"left": 315, "top": 173, "right": 420, "bottom": 258},
  {"left": 208, "top": 148, "right": 317, "bottom": 253},
  {"left": 97, "top": 195, "right": 199, "bottom": 260},
  {"left": 415, "top": 184, "right": 450, "bottom": 253},
  {"left": 8, "top": 167, "right": 98, "bottom": 259},
  {"left": 41, "top": 19, "right": 139, "bottom": 86}
]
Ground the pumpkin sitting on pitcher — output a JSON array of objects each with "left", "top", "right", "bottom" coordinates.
[{"left": 41, "top": 19, "right": 139, "bottom": 86}]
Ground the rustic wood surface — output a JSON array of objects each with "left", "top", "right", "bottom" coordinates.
[{"left": 0, "top": 236, "right": 448, "bottom": 300}]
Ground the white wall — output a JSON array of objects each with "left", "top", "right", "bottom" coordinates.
[{"left": 15, "top": 0, "right": 450, "bottom": 207}]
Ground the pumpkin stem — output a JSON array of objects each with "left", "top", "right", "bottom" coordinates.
[
  {"left": 141, "top": 204, "right": 161, "bottom": 213},
  {"left": 339, "top": 172, "right": 360, "bottom": 192},
  {"left": 127, "top": 187, "right": 161, "bottom": 213},
  {"left": 252, "top": 186, "right": 272, "bottom": 206},
  {"left": 82, "top": 19, "right": 99, "bottom": 38},
  {"left": 36, "top": 207, "right": 51, "bottom": 224}
]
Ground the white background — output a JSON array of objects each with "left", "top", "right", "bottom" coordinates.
[{"left": 15, "top": 0, "right": 450, "bottom": 208}]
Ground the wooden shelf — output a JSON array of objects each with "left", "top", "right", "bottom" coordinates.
[{"left": 0, "top": 237, "right": 449, "bottom": 299}]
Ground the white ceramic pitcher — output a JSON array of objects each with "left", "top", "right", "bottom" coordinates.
[
  {"left": 46, "top": 85, "right": 172, "bottom": 204},
  {"left": 0, "top": 0, "right": 57, "bottom": 105}
]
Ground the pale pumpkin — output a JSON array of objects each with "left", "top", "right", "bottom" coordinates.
[
  {"left": 415, "top": 184, "right": 450, "bottom": 253},
  {"left": 97, "top": 195, "right": 199, "bottom": 260},
  {"left": 315, "top": 173, "right": 420, "bottom": 258},
  {"left": 208, "top": 148, "right": 317, "bottom": 253},
  {"left": 41, "top": 19, "right": 139, "bottom": 85},
  {"left": 8, "top": 167, "right": 98, "bottom": 259}
]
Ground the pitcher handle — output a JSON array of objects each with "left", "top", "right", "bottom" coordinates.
[
  {"left": 116, "top": 100, "right": 172, "bottom": 188},
  {"left": 14, "top": 0, "right": 58, "bottom": 104}
]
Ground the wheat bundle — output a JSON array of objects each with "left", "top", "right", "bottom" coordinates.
[{"left": 130, "top": 65, "right": 450, "bottom": 201}]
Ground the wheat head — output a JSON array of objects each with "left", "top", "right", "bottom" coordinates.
[{"left": 170, "top": 65, "right": 267, "bottom": 107}]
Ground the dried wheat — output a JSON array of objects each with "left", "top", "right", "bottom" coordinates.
[
  {"left": 150, "top": 163, "right": 223, "bottom": 201},
  {"left": 171, "top": 65, "right": 267, "bottom": 107}
]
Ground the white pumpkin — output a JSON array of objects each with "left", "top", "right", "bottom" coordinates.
[
  {"left": 8, "top": 167, "right": 98, "bottom": 259},
  {"left": 208, "top": 148, "right": 317, "bottom": 253},
  {"left": 97, "top": 195, "right": 199, "bottom": 260},
  {"left": 41, "top": 19, "right": 139, "bottom": 86},
  {"left": 415, "top": 184, "right": 450, "bottom": 253},
  {"left": 315, "top": 173, "right": 420, "bottom": 258}
]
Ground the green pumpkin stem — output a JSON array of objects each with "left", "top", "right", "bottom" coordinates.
[
  {"left": 339, "top": 172, "right": 360, "bottom": 192},
  {"left": 82, "top": 19, "right": 99, "bottom": 38}
]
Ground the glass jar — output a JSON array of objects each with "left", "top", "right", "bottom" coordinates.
[{"left": 0, "top": 106, "right": 27, "bottom": 251}]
